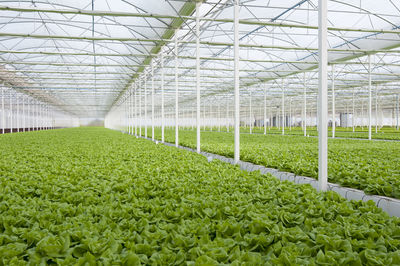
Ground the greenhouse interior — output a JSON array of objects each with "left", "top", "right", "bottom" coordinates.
[{"left": 1, "top": 0, "right": 400, "bottom": 264}]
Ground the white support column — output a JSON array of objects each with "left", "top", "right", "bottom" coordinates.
[
  {"left": 10, "top": 90, "right": 12, "bottom": 133},
  {"left": 368, "top": 55, "right": 372, "bottom": 140},
  {"left": 130, "top": 89, "right": 134, "bottom": 135},
  {"left": 289, "top": 97, "right": 292, "bottom": 131},
  {"left": 249, "top": 91, "right": 252, "bottom": 134},
  {"left": 264, "top": 84, "right": 267, "bottom": 134},
  {"left": 375, "top": 86, "right": 378, "bottom": 133},
  {"left": 40, "top": 104, "right": 43, "bottom": 131},
  {"left": 352, "top": 89, "right": 355, "bottom": 132},
  {"left": 139, "top": 80, "right": 142, "bottom": 137},
  {"left": 361, "top": 98, "right": 364, "bottom": 130},
  {"left": 226, "top": 100, "right": 229, "bottom": 132},
  {"left": 1, "top": 87, "right": 4, "bottom": 134},
  {"left": 128, "top": 92, "right": 131, "bottom": 135},
  {"left": 396, "top": 94, "right": 399, "bottom": 130},
  {"left": 331, "top": 65, "right": 335, "bottom": 138},
  {"left": 303, "top": 73, "right": 307, "bottom": 136},
  {"left": 196, "top": 1, "right": 201, "bottom": 153},
  {"left": 281, "top": 80, "right": 285, "bottom": 135},
  {"left": 36, "top": 101, "right": 39, "bottom": 131},
  {"left": 151, "top": 62, "right": 155, "bottom": 140},
  {"left": 22, "top": 95, "right": 25, "bottom": 132},
  {"left": 161, "top": 52, "right": 165, "bottom": 143},
  {"left": 233, "top": 0, "right": 240, "bottom": 164},
  {"left": 318, "top": 0, "right": 328, "bottom": 192},
  {"left": 175, "top": 32, "right": 179, "bottom": 147},
  {"left": 16, "top": 94, "right": 19, "bottom": 132},
  {"left": 134, "top": 85, "right": 137, "bottom": 136},
  {"left": 218, "top": 102, "right": 221, "bottom": 132},
  {"left": 144, "top": 73, "right": 148, "bottom": 138}
]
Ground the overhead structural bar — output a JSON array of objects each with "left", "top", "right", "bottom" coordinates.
[
  {"left": 1, "top": 32, "right": 400, "bottom": 54},
  {"left": 2, "top": 5, "right": 400, "bottom": 35}
]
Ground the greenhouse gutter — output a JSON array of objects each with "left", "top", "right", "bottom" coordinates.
[{"left": 136, "top": 134, "right": 400, "bottom": 218}]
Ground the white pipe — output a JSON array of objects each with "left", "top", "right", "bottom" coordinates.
[
  {"left": 1, "top": 87, "right": 3, "bottom": 134},
  {"left": 331, "top": 65, "right": 335, "bottom": 138},
  {"left": 318, "top": 0, "right": 328, "bottom": 191},
  {"left": 22, "top": 95, "right": 25, "bottom": 132},
  {"left": 134, "top": 85, "right": 137, "bottom": 135},
  {"left": 128, "top": 91, "right": 131, "bottom": 134},
  {"left": 303, "top": 73, "right": 307, "bottom": 137},
  {"left": 352, "top": 89, "right": 355, "bottom": 132},
  {"left": 226, "top": 100, "right": 229, "bottom": 132},
  {"left": 218, "top": 102, "right": 221, "bottom": 132},
  {"left": 175, "top": 32, "right": 179, "bottom": 147},
  {"left": 196, "top": 1, "right": 201, "bottom": 153},
  {"left": 151, "top": 62, "right": 155, "bottom": 140},
  {"left": 16, "top": 94, "right": 19, "bottom": 132},
  {"left": 397, "top": 94, "right": 399, "bottom": 130},
  {"left": 249, "top": 91, "right": 252, "bottom": 134},
  {"left": 10, "top": 90, "right": 12, "bottom": 133},
  {"left": 139, "top": 80, "right": 142, "bottom": 137},
  {"left": 368, "top": 55, "right": 372, "bottom": 140},
  {"left": 282, "top": 79, "right": 285, "bottom": 135},
  {"left": 234, "top": 0, "right": 240, "bottom": 164},
  {"left": 289, "top": 97, "right": 292, "bottom": 131},
  {"left": 161, "top": 52, "right": 165, "bottom": 143},
  {"left": 375, "top": 86, "right": 378, "bottom": 133},
  {"left": 264, "top": 84, "right": 267, "bottom": 134},
  {"left": 144, "top": 73, "right": 147, "bottom": 138}
]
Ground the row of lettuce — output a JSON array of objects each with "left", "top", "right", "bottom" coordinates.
[
  {"left": 150, "top": 126, "right": 400, "bottom": 140},
  {"left": 141, "top": 128, "right": 400, "bottom": 199},
  {"left": 0, "top": 128, "right": 399, "bottom": 264}
]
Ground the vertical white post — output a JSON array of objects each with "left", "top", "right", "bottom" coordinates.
[
  {"left": 226, "top": 100, "right": 229, "bottom": 132},
  {"left": 352, "top": 89, "right": 355, "bottom": 132},
  {"left": 32, "top": 100, "right": 38, "bottom": 131},
  {"left": 303, "top": 73, "right": 307, "bottom": 136},
  {"left": 161, "top": 53, "right": 165, "bottom": 143},
  {"left": 234, "top": 0, "right": 240, "bottom": 164},
  {"left": 1, "top": 87, "right": 4, "bottom": 134},
  {"left": 318, "top": 0, "right": 328, "bottom": 191},
  {"left": 209, "top": 104, "right": 212, "bottom": 131},
  {"left": 139, "top": 80, "right": 142, "bottom": 137},
  {"left": 361, "top": 98, "right": 364, "bottom": 130},
  {"left": 128, "top": 91, "right": 131, "bottom": 135},
  {"left": 175, "top": 32, "right": 179, "bottom": 147},
  {"left": 282, "top": 80, "right": 285, "bottom": 135},
  {"left": 368, "top": 55, "right": 372, "bottom": 140},
  {"left": 196, "top": 1, "right": 201, "bottom": 153},
  {"left": 375, "top": 86, "right": 378, "bottom": 133},
  {"left": 22, "top": 95, "right": 25, "bottom": 132},
  {"left": 16, "top": 94, "right": 19, "bottom": 132},
  {"left": 396, "top": 95, "right": 399, "bottom": 130},
  {"left": 249, "top": 91, "right": 252, "bottom": 134},
  {"left": 131, "top": 89, "right": 134, "bottom": 134},
  {"left": 289, "top": 97, "right": 292, "bottom": 131},
  {"left": 331, "top": 65, "right": 335, "bottom": 138},
  {"left": 144, "top": 73, "right": 148, "bottom": 138},
  {"left": 135, "top": 85, "right": 137, "bottom": 136},
  {"left": 218, "top": 102, "right": 221, "bottom": 132},
  {"left": 151, "top": 62, "right": 155, "bottom": 140},
  {"left": 10, "top": 90, "right": 12, "bottom": 133},
  {"left": 264, "top": 84, "right": 267, "bottom": 134}
]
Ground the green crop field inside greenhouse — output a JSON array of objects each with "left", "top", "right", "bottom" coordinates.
[
  {"left": 1, "top": 128, "right": 400, "bottom": 264},
  {"left": 1, "top": 0, "right": 400, "bottom": 264}
]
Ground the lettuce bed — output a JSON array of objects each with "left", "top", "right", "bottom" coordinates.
[
  {"left": 145, "top": 128, "right": 400, "bottom": 199},
  {"left": 0, "top": 128, "right": 399, "bottom": 265}
]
